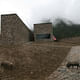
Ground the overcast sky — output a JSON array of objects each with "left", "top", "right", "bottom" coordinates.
[{"left": 0, "top": 0, "right": 80, "bottom": 30}]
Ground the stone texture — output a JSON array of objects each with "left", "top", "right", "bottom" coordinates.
[
  {"left": 34, "top": 23, "right": 53, "bottom": 41},
  {"left": 0, "top": 14, "right": 33, "bottom": 45},
  {"left": 46, "top": 46, "right": 80, "bottom": 80}
]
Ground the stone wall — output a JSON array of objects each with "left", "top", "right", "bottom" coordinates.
[
  {"left": 1, "top": 14, "right": 33, "bottom": 45},
  {"left": 34, "top": 23, "right": 53, "bottom": 41}
]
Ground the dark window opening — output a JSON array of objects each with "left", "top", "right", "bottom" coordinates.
[{"left": 36, "top": 34, "right": 51, "bottom": 40}]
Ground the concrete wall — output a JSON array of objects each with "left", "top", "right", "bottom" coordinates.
[
  {"left": 34, "top": 23, "right": 53, "bottom": 41},
  {"left": 1, "top": 14, "right": 33, "bottom": 45}
]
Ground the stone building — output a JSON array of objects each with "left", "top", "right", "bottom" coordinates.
[
  {"left": 34, "top": 23, "right": 53, "bottom": 41},
  {"left": 0, "top": 14, "right": 33, "bottom": 45}
]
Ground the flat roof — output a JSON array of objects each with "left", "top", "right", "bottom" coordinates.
[
  {"left": 1, "top": 13, "right": 17, "bottom": 16},
  {"left": 34, "top": 22, "right": 52, "bottom": 25}
]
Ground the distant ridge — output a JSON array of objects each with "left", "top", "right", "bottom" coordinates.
[{"left": 53, "top": 19, "right": 80, "bottom": 39}]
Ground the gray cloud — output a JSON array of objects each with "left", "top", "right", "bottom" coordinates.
[{"left": 0, "top": 0, "right": 80, "bottom": 30}]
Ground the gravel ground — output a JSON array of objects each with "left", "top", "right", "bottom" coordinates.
[{"left": 0, "top": 41, "right": 71, "bottom": 80}]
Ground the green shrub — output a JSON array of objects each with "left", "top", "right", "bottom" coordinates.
[{"left": 53, "top": 19, "right": 80, "bottom": 39}]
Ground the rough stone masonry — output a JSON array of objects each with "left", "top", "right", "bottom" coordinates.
[
  {"left": 34, "top": 23, "right": 53, "bottom": 41},
  {"left": 0, "top": 14, "right": 33, "bottom": 45}
]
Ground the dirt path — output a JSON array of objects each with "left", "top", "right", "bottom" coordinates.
[{"left": 46, "top": 46, "right": 80, "bottom": 80}]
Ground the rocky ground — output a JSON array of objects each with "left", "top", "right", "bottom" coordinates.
[
  {"left": 0, "top": 38, "right": 80, "bottom": 80},
  {"left": 0, "top": 41, "right": 70, "bottom": 80},
  {"left": 46, "top": 46, "right": 80, "bottom": 80}
]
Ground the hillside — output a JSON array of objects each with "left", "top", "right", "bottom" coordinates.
[
  {"left": 0, "top": 42, "right": 71, "bottom": 80},
  {"left": 0, "top": 19, "right": 80, "bottom": 80},
  {"left": 53, "top": 19, "right": 80, "bottom": 40},
  {"left": 0, "top": 35, "right": 80, "bottom": 80}
]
